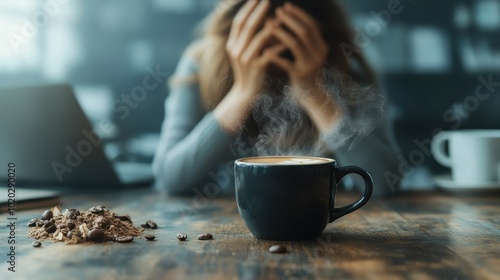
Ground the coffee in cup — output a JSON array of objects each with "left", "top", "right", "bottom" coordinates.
[{"left": 234, "top": 156, "right": 373, "bottom": 240}]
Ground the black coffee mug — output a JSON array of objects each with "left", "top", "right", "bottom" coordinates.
[{"left": 234, "top": 156, "right": 373, "bottom": 240}]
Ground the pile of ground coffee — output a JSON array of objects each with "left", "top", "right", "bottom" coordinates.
[{"left": 27, "top": 206, "right": 152, "bottom": 244}]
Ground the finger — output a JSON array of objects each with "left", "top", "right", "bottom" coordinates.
[
  {"left": 284, "top": 2, "right": 318, "bottom": 31},
  {"left": 234, "top": 0, "right": 271, "bottom": 53},
  {"left": 276, "top": 8, "right": 316, "bottom": 53},
  {"left": 271, "top": 27, "right": 306, "bottom": 62},
  {"left": 263, "top": 43, "right": 288, "bottom": 59},
  {"left": 241, "top": 22, "right": 277, "bottom": 62},
  {"left": 227, "top": 0, "right": 259, "bottom": 48},
  {"left": 281, "top": 4, "right": 324, "bottom": 48}
]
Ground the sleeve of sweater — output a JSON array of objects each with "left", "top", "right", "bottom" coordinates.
[{"left": 152, "top": 54, "right": 234, "bottom": 195}]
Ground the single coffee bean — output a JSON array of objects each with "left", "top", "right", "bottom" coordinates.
[
  {"left": 147, "top": 220, "right": 157, "bottom": 229},
  {"left": 141, "top": 220, "right": 158, "bottom": 229},
  {"left": 115, "top": 214, "right": 132, "bottom": 223},
  {"left": 177, "top": 233, "right": 188, "bottom": 241},
  {"left": 66, "top": 220, "right": 75, "bottom": 230},
  {"left": 44, "top": 221, "right": 54, "bottom": 229},
  {"left": 45, "top": 224, "right": 57, "bottom": 234},
  {"left": 41, "top": 210, "right": 53, "bottom": 220},
  {"left": 27, "top": 219, "right": 38, "bottom": 227},
  {"left": 67, "top": 231, "right": 73, "bottom": 239},
  {"left": 67, "top": 209, "right": 80, "bottom": 219},
  {"left": 197, "top": 233, "right": 213, "bottom": 240},
  {"left": 269, "top": 245, "right": 287, "bottom": 254},
  {"left": 88, "top": 228, "right": 105, "bottom": 242},
  {"left": 89, "top": 206, "right": 103, "bottom": 214},
  {"left": 144, "top": 234, "right": 155, "bottom": 241},
  {"left": 114, "top": 236, "right": 134, "bottom": 243},
  {"left": 32, "top": 241, "right": 42, "bottom": 248}
]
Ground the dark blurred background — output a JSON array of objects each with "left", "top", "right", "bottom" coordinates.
[{"left": 1, "top": 0, "right": 499, "bottom": 188}]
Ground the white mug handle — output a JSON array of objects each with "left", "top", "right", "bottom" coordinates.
[{"left": 431, "top": 131, "right": 452, "bottom": 167}]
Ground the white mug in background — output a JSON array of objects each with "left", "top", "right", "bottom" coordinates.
[{"left": 431, "top": 130, "right": 500, "bottom": 185}]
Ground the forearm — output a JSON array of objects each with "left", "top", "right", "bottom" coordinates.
[
  {"left": 153, "top": 112, "right": 234, "bottom": 195},
  {"left": 294, "top": 84, "right": 343, "bottom": 134},
  {"left": 213, "top": 86, "right": 257, "bottom": 134}
]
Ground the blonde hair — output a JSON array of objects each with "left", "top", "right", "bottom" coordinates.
[{"left": 170, "top": 0, "right": 376, "bottom": 111}]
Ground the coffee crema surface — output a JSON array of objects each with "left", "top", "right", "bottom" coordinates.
[{"left": 238, "top": 157, "right": 333, "bottom": 165}]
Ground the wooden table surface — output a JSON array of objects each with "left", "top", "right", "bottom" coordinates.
[{"left": 1, "top": 188, "right": 499, "bottom": 280}]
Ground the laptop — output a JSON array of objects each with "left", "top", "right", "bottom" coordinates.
[{"left": 0, "top": 84, "right": 153, "bottom": 189}]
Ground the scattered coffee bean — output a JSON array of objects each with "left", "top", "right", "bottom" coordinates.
[
  {"left": 45, "top": 224, "right": 57, "bottom": 234},
  {"left": 66, "top": 220, "right": 75, "bottom": 230},
  {"left": 115, "top": 215, "right": 132, "bottom": 223},
  {"left": 197, "top": 233, "right": 213, "bottom": 240},
  {"left": 114, "top": 236, "right": 134, "bottom": 243},
  {"left": 141, "top": 220, "right": 158, "bottom": 229},
  {"left": 32, "top": 241, "right": 42, "bottom": 248},
  {"left": 144, "top": 234, "right": 155, "bottom": 241},
  {"left": 269, "top": 245, "right": 287, "bottom": 254},
  {"left": 89, "top": 206, "right": 104, "bottom": 214},
  {"left": 69, "top": 209, "right": 80, "bottom": 219},
  {"left": 41, "top": 210, "right": 53, "bottom": 220},
  {"left": 147, "top": 220, "right": 157, "bottom": 229},
  {"left": 67, "top": 231, "right": 73, "bottom": 239},
  {"left": 27, "top": 219, "right": 38, "bottom": 227},
  {"left": 88, "top": 228, "right": 105, "bottom": 242},
  {"left": 177, "top": 233, "right": 188, "bottom": 241},
  {"left": 44, "top": 222, "right": 54, "bottom": 229}
]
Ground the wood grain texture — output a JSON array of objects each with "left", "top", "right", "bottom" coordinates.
[{"left": 0, "top": 189, "right": 499, "bottom": 280}]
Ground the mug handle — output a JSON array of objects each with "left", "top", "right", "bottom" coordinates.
[
  {"left": 431, "top": 131, "right": 452, "bottom": 167},
  {"left": 329, "top": 166, "right": 373, "bottom": 222}
]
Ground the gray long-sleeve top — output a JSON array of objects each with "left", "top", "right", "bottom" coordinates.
[{"left": 152, "top": 54, "right": 402, "bottom": 196}]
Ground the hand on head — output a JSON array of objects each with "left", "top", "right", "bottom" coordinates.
[
  {"left": 273, "top": 2, "right": 329, "bottom": 90},
  {"left": 226, "top": 0, "right": 329, "bottom": 96}
]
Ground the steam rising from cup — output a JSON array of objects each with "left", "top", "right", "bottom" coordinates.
[{"left": 235, "top": 67, "right": 384, "bottom": 157}]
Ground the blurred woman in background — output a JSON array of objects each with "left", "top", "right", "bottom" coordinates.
[{"left": 153, "top": 0, "right": 401, "bottom": 196}]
